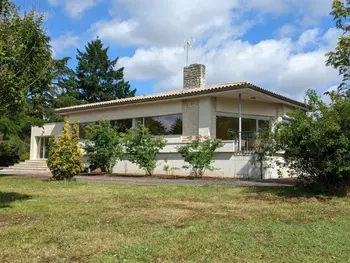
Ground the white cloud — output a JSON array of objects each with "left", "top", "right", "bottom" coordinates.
[
  {"left": 275, "top": 24, "right": 297, "bottom": 38},
  {"left": 322, "top": 27, "right": 342, "bottom": 49},
  {"left": 117, "top": 28, "right": 341, "bottom": 99},
  {"left": 242, "top": 0, "right": 289, "bottom": 13},
  {"left": 88, "top": 0, "right": 338, "bottom": 100},
  {"left": 92, "top": 0, "right": 245, "bottom": 47},
  {"left": 48, "top": 0, "right": 100, "bottom": 18},
  {"left": 297, "top": 28, "right": 321, "bottom": 49},
  {"left": 51, "top": 33, "right": 79, "bottom": 57},
  {"left": 92, "top": 0, "right": 333, "bottom": 48}
]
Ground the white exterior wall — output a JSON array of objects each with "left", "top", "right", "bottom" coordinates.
[
  {"left": 182, "top": 99, "right": 199, "bottom": 137},
  {"left": 30, "top": 95, "right": 297, "bottom": 178},
  {"left": 30, "top": 122, "right": 64, "bottom": 160},
  {"left": 199, "top": 97, "right": 216, "bottom": 137},
  {"left": 113, "top": 150, "right": 288, "bottom": 179},
  {"left": 216, "top": 97, "right": 278, "bottom": 117}
]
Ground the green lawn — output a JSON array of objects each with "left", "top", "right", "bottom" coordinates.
[{"left": 1, "top": 178, "right": 350, "bottom": 263}]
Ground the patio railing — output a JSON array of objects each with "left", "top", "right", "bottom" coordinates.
[{"left": 234, "top": 131, "right": 257, "bottom": 153}]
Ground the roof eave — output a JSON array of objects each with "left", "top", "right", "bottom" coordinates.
[{"left": 55, "top": 83, "right": 309, "bottom": 115}]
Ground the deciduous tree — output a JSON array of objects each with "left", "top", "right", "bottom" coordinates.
[
  {"left": 124, "top": 125, "right": 166, "bottom": 176},
  {"left": 84, "top": 120, "right": 124, "bottom": 174},
  {"left": 326, "top": 0, "right": 350, "bottom": 95},
  {"left": 275, "top": 90, "right": 350, "bottom": 195}
]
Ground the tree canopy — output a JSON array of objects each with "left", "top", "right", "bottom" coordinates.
[
  {"left": 75, "top": 38, "right": 136, "bottom": 103},
  {"left": 0, "top": 0, "right": 135, "bottom": 165},
  {"left": 271, "top": 0, "right": 350, "bottom": 195},
  {"left": 0, "top": 0, "right": 53, "bottom": 165},
  {"left": 326, "top": 0, "right": 350, "bottom": 95}
]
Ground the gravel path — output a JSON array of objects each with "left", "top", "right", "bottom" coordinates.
[{"left": 0, "top": 171, "right": 294, "bottom": 187}]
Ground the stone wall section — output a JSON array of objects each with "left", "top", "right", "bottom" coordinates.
[
  {"left": 183, "top": 64, "right": 206, "bottom": 90},
  {"left": 182, "top": 99, "right": 199, "bottom": 138}
]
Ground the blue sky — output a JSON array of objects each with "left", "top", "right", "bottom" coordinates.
[{"left": 15, "top": 0, "right": 340, "bottom": 100}]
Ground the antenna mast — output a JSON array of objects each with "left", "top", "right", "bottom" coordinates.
[{"left": 184, "top": 39, "right": 195, "bottom": 66}]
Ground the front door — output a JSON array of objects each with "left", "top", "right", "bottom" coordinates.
[{"left": 38, "top": 137, "right": 52, "bottom": 159}]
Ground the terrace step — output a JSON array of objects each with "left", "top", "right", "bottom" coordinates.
[
  {"left": 4, "top": 166, "right": 49, "bottom": 171},
  {"left": 14, "top": 163, "right": 48, "bottom": 168},
  {"left": 0, "top": 160, "right": 50, "bottom": 172}
]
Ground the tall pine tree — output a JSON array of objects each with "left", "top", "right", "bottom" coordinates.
[{"left": 75, "top": 38, "right": 135, "bottom": 103}]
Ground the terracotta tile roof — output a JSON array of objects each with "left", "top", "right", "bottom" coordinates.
[{"left": 55, "top": 82, "right": 307, "bottom": 114}]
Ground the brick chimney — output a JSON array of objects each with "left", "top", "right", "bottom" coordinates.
[{"left": 183, "top": 64, "right": 206, "bottom": 90}]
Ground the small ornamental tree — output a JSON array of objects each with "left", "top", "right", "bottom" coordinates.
[
  {"left": 84, "top": 120, "right": 123, "bottom": 174},
  {"left": 47, "top": 117, "right": 83, "bottom": 180},
  {"left": 178, "top": 136, "right": 224, "bottom": 178},
  {"left": 124, "top": 125, "right": 166, "bottom": 176}
]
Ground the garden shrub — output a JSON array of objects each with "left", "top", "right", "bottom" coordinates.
[
  {"left": 124, "top": 125, "right": 166, "bottom": 176},
  {"left": 47, "top": 117, "right": 83, "bottom": 180},
  {"left": 178, "top": 136, "right": 223, "bottom": 177},
  {"left": 275, "top": 90, "right": 350, "bottom": 195},
  {"left": 0, "top": 136, "right": 28, "bottom": 166},
  {"left": 84, "top": 120, "right": 123, "bottom": 174}
]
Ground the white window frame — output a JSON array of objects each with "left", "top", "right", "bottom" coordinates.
[{"left": 216, "top": 112, "right": 272, "bottom": 132}]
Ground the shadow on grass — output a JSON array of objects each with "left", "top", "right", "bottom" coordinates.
[
  {"left": 0, "top": 192, "right": 31, "bottom": 208},
  {"left": 238, "top": 178, "right": 296, "bottom": 186}
]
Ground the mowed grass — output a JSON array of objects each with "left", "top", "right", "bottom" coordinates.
[{"left": 1, "top": 178, "right": 350, "bottom": 263}]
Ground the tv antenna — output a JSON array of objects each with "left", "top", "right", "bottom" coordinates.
[{"left": 184, "top": 39, "right": 195, "bottom": 66}]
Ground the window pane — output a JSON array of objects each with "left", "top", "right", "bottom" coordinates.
[
  {"left": 144, "top": 114, "right": 182, "bottom": 135},
  {"left": 111, "top": 119, "right": 132, "bottom": 133},
  {"left": 258, "top": 119, "right": 269, "bottom": 131},
  {"left": 242, "top": 118, "right": 256, "bottom": 132},
  {"left": 216, "top": 116, "right": 239, "bottom": 140}
]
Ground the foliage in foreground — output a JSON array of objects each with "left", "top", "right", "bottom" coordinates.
[
  {"left": 275, "top": 90, "right": 350, "bottom": 195},
  {"left": 326, "top": 0, "right": 350, "bottom": 96},
  {"left": 124, "top": 125, "right": 166, "bottom": 176},
  {"left": 0, "top": 0, "right": 51, "bottom": 164},
  {"left": 178, "top": 136, "right": 223, "bottom": 177},
  {"left": 47, "top": 118, "right": 83, "bottom": 180},
  {"left": 84, "top": 120, "right": 123, "bottom": 174},
  {"left": 251, "top": 125, "right": 276, "bottom": 180},
  {"left": 0, "top": 136, "right": 28, "bottom": 166},
  {"left": 0, "top": 1, "right": 136, "bottom": 165}
]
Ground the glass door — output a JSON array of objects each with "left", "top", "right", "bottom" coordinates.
[{"left": 38, "top": 137, "right": 52, "bottom": 159}]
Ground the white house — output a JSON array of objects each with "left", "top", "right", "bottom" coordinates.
[{"left": 28, "top": 64, "right": 307, "bottom": 178}]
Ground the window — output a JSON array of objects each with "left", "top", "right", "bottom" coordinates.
[
  {"left": 216, "top": 114, "right": 271, "bottom": 140},
  {"left": 258, "top": 119, "right": 269, "bottom": 131},
  {"left": 110, "top": 119, "right": 132, "bottom": 133},
  {"left": 242, "top": 118, "right": 256, "bottom": 132},
  {"left": 138, "top": 114, "right": 182, "bottom": 135},
  {"left": 216, "top": 116, "right": 239, "bottom": 140}
]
